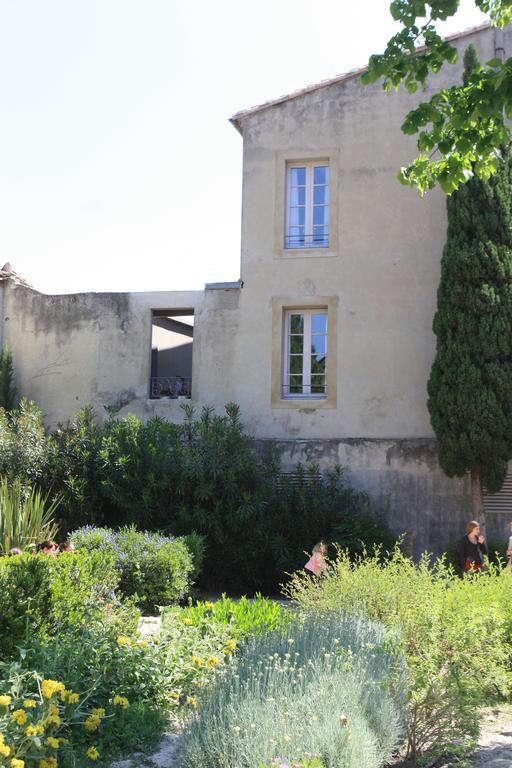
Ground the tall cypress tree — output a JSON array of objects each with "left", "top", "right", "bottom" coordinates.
[{"left": 427, "top": 46, "right": 512, "bottom": 521}]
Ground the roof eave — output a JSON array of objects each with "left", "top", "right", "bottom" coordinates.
[{"left": 229, "top": 20, "right": 492, "bottom": 134}]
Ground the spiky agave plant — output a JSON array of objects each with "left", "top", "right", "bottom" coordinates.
[{"left": 0, "top": 477, "right": 59, "bottom": 553}]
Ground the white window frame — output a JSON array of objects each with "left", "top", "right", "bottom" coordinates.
[
  {"left": 285, "top": 161, "right": 329, "bottom": 250},
  {"left": 282, "top": 308, "right": 328, "bottom": 399}
]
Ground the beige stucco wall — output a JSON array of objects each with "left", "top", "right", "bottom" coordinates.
[{"left": 224, "top": 24, "right": 502, "bottom": 441}]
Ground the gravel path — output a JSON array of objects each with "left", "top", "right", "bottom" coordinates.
[
  {"left": 112, "top": 732, "right": 181, "bottom": 768},
  {"left": 472, "top": 706, "right": 512, "bottom": 767}
]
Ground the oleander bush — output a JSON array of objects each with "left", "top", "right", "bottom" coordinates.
[
  {"left": 177, "top": 611, "right": 406, "bottom": 768},
  {"left": 0, "top": 400, "right": 394, "bottom": 593},
  {"left": 286, "top": 547, "right": 512, "bottom": 761},
  {"left": 0, "top": 550, "right": 128, "bottom": 659},
  {"left": 70, "top": 525, "right": 200, "bottom": 612}
]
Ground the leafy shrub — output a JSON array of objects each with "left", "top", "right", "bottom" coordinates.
[
  {"left": 0, "top": 401, "right": 394, "bottom": 593},
  {"left": 0, "top": 661, "right": 162, "bottom": 768},
  {"left": 169, "top": 594, "right": 294, "bottom": 641},
  {"left": 0, "top": 478, "right": 59, "bottom": 554},
  {"left": 177, "top": 611, "right": 405, "bottom": 768},
  {"left": 0, "top": 550, "right": 126, "bottom": 658},
  {"left": 182, "top": 531, "right": 205, "bottom": 583},
  {"left": 70, "top": 525, "right": 198, "bottom": 612},
  {"left": 25, "top": 615, "right": 167, "bottom": 712},
  {"left": 157, "top": 608, "right": 241, "bottom": 718},
  {"left": 285, "top": 548, "right": 512, "bottom": 761}
]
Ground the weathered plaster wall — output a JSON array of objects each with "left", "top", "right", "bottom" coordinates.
[
  {"left": 258, "top": 437, "right": 511, "bottom": 556},
  {"left": 1, "top": 282, "right": 206, "bottom": 424}
]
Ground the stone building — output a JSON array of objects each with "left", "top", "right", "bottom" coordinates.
[{"left": 2, "top": 22, "right": 510, "bottom": 554}]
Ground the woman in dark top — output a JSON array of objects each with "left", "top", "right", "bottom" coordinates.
[{"left": 458, "top": 520, "right": 488, "bottom": 574}]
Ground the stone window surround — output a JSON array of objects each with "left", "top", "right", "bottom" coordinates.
[
  {"left": 274, "top": 148, "right": 339, "bottom": 260},
  {"left": 271, "top": 295, "right": 338, "bottom": 409}
]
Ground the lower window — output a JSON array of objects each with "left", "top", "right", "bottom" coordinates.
[{"left": 282, "top": 308, "right": 328, "bottom": 398}]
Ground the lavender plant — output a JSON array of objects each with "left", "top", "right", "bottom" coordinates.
[{"left": 70, "top": 526, "right": 199, "bottom": 612}]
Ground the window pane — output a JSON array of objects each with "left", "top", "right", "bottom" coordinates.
[
  {"left": 311, "top": 355, "right": 326, "bottom": 374},
  {"left": 313, "top": 206, "right": 328, "bottom": 226},
  {"left": 311, "top": 377, "right": 326, "bottom": 394},
  {"left": 287, "top": 228, "right": 305, "bottom": 247},
  {"left": 290, "top": 207, "right": 305, "bottom": 226},
  {"left": 290, "top": 335, "right": 303, "bottom": 354},
  {"left": 313, "top": 166, "right": 328, "bottom": 185},
  {"left": 313, "top": 185, "right": 329, "bottom": 205},
  {"left": 290, "top": 167, "right": 306, "bottom": 186},
  {"left": 289, "top": 355, "right": 303, "bottom": 374},
  {"left": 291, "top": 187, "right": 306, "bottom": 206},
  {"left": 289, "top": 375, "right": 303, "bottom": 394},
  {"left": 311, "top": 336, "right": 326, "bottom": 356},
  {"left": 289, "top": 314, "right": 304, "bottom": 334},
  {"left": 312, "top": 227, "right": 328, "bottom": 243},
  {"left": 311, "top": 313, "right": 327, "bottom": 334}
]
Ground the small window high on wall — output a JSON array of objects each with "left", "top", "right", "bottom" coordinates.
[
  {"left": 285, "top": 161, "right": 329, "bottom": 249},
  {"left": 150, "top": 310, "right": 193, "bottom": 399}
]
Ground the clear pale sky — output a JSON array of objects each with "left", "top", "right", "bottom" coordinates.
[{"left": 0, "top": 0, "right": 487, "bottom": 295}]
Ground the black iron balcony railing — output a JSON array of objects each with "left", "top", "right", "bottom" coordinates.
[
  {"left": 284, "top": 233, "right": 329, "bottom": 249},
  {"left": 150, "top": 376, "right": 191, "bottom": 399},
  {"left": 281, "top": 383, "right": 327, "bottom": 398}
]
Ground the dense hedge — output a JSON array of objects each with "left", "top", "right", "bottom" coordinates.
[{"left": 0, "top": 400, "right": 395, "bottom": 593}]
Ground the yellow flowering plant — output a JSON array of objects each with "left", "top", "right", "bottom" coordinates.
[
  {"left": 0, "top": 666, "right": 131, "bottom": 768},
  {"left": 156, "top": 608, "right": 241, "bottom": 719}
]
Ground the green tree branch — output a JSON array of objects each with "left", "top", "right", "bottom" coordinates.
[{"left": 364, "top": 1, "right": 512, "bottom": 193}]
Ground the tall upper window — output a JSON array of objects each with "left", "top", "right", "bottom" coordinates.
[
  {"left": 282, "top": 309, "right": 328, "bottom": 398},
  {"left": 285, "top": 162, "right": 329, "bottom": 249}
]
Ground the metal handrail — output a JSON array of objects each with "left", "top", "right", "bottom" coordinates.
[
  {"left": 150, "top": 376, "right": 191, "bottom": 399},
  {"left": 285, "top": 234, "right": 329, "bottom": 248}
]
